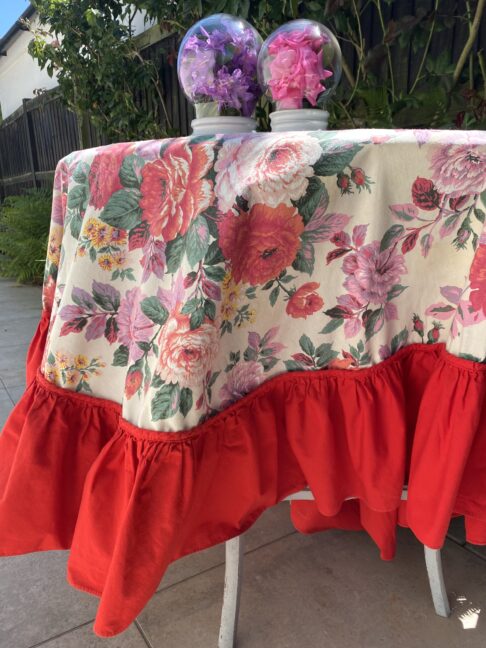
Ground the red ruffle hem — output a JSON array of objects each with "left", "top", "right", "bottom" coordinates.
[{"left": 1, "top": 314, "right": 486, "bottom": 637}]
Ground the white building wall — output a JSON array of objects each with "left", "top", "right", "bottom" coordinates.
[
  {"left": 0, "top": 7, "right": 153, "bottom": 120},
  {"left": 0, "top": 14, "right": 58, "bottom": 119}
]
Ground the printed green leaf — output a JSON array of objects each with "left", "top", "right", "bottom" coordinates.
[
  {"left": 100, "top": 189, "right": 142, "bottom": 230},
  {"left": 387, "top": 284, "right": 407, "bottom": 301},
  {"left": 186, "top": 215, "right": 210, "bottom": 266},
  {"left": 166, "top": 234, "right": 186, "bottom": 273},
  {"left": 204, "top": 239, "right": 225, "bottom": 266},
  {"left": 269, "top": 285, "right": 280, "bottom": 306},
  {"left": 119, "top": 154, "right": 145, "bottom": 188},
  {"left": 72, "top": 161, "right": 90, "bottom": 184},
  {"left": 141, "top": 296, "right": 169, "bottom": 325},
  {"left": 364, "top": 308, "right": 385, "bottom": 341},
  {"left": 151, "top": 383, "right": 181, "bottom": 421},
  {"left": 380, "top": 224, "right": 404, "bottom": 251},
  {"left": 179, "top": 387, "right": 193, "bottom": 417},
  {"left": 299, "top": 334, "right": 315, "bottom": 357},
  {"left": 475, "top": 208, "right": 485, "bottom": 224},
  {"left": 390, "top": 327, "right": 409, "bottom": 355},
  {"left": 190, "top": 307, "right": 205, "bottom": 330},
  {"left": 292, "top": 239, "right": 315, "bottom": 275},
  {"left": 204, "top": 264, "right": 226, "bottom": 281},
  {"left": 284, "top": 359, "right": 306, "bottom": 371},
  {"left": 294, "top": 176, "right": 329, "bottom": 225},
  {"left": 67, "top": 184, "right": 87, "bottom": 210},
  {"left": 112, "top": 344, "right": 129, "bottom": 366},
  {"left": 319, "top": 318, "right": 344, "bottom": 334},
  {"left": 69, "top": 212, "right": 83, "bottom": 239},
  {"left": 204, "top": 298, "right": 216, "bottom": 321},
  {"left": 313, "top": 143, "right": 362, "bottom": 176}
]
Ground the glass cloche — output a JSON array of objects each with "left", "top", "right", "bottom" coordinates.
[
  {"left": 257, "top": 19, "right": 342, "bottom": 112},
  {"left": 177, "top": 14, "right": 263, "bottom": 120}
]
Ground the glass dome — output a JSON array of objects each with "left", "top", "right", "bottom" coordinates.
[
  {"left": 178, "top": 14, "right": 263, "bottom": 119},
  {"left": 257, "top": 19, "right": 342, "bottom": 111}
]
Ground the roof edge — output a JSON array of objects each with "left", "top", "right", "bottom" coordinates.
[{"left": 0, "top": 4, "right": 36, "bottom": 56}]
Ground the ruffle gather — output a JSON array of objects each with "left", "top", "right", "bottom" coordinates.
[{"left": 2, "top": 336, "right": 486, "bottom": 637}]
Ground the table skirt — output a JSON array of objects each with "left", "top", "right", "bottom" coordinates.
[{"left": 1, "top": 312, "right": 485, "bottom": 637}]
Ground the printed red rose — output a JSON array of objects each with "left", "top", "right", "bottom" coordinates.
[
  {"left": 140, "top": 140, "right": 213, "bottom": 242},
  {"left": 411, "top": 177, "right": 442, "bottom": 211},
  {"left": 351, "top": 168, "right": 366, "bottom": 186},
  {"left": 469, "top": 243, "right": 486, "bottom": 314},
  {"left": 337, "top": 173, "right": 351, "bottom": 192},
  {"left": 286, "top": 282, "right": 324, "bottom": 319},
  {"left": 218, "top": 203, "right": 304, "bottom": 285},
  {"left": 88, "top": 145, "right": 130, "bottom": 209},
  {"left": 125, "top": 368, "right": 143, "bottom": 399}
]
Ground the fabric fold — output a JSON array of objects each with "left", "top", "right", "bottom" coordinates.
[{"left": 2, "top": 342, "right": 486, "bottom": 636}]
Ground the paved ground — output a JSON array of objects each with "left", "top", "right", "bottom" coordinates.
[{"left": 1, "top": 277, "right": 486, "bottom": 648}]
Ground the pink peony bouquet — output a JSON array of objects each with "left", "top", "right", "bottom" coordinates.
[{"left": 258, "top": 20, "right": 342, "bottom": 111}]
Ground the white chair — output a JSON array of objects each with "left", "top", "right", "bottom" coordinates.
[{"left": 218, "top": 488, "right": 450, "bottom": 648}]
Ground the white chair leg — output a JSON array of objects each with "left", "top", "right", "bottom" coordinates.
[
  {"left": 218, "top": 535, "right": 244, "bottom": 648},
  {"left": 424, "top": 546, "right": 451, "bottom": 617}
]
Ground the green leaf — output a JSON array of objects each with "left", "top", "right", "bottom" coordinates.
[
  {"left": 294, "top": 177, "right": 329, "bottom": 225},
  {"left": 190, "top": 307, "right": 205, "bottom": 330},
  {"left": 357, "top": 340, "right": 364, "bottom": 353},
  {"left": 387, "top": 284, "right": 407, "bottom": 301},
  {"left": 119, "top": 155, "right": 144, "bottom": 188},
  {"left": 151, "top": 373, "right": 164, "bottom": 388},
  {"left": 151, "top": 383, "right": 181, "bottom": 421},
  {"left": 179, "top": 387, "right": 193, "bottom": 417},
  {"left": 181, "top": 298, "right": 200, "bottom": 315},
  {"left": 284, "top": 359, "right": 305, "bottom": 371},
  {"left": 299, "top": 334, "right": 315, "bottom": 357},
  {"left": 292, "top": 240, "right": 315, "bottom": 275},
  {"left": 112, "top": 344, "right": 129, "bottom": 366},
  {"left": 72, "top": 161, "right": 90, "bottom": 184},
  {"left": 100, "top": 189, "right": 142, "bottom": 231},
  {"left": 89, "top": 246, "right": 97, "bottom": 262},
  {"left": 69, "top": 212, "right": 83, "bottom": 239},
  {"left": 380, "top": 224, "right": 404, "bottom": 252},
  {"left": 141, "top": 296, "right": 169, "bottom": 325},
  {"left": 313, "top": 143, "right": 362, "bottom": 176},
  {"left": 315, "top": 345, "right": 338, "bottom": 367},
  {"left": 390, "top": 327, "right": 409, "bottom": 355},
  {"left": 186, "top": 215, "right": 210, "bottom": 266},
  {"left": 269, "top": 285, "right": 280, "bottom": 306},
  {"left": 204, "top": 239, "right": 225, "bottom": 266},
  {"left": 204, "top": 298, "right": 216, "bottom": 321},
  {"left": 166, "top": 234, "right": 186, "bottom": 273},
  {"left": 475, "top": 208, "right": 485, "bottom": 224},
  {"left": 319, "top": 318, "right": 344, "bottom": 334},
  {"left": 67, "top": 184, "right": 87, "bottom": 210},
  {"left": 365, "top": 309, "right": 385, "bottom": 341},
  {"left": 204, "top": 265, "right": 226, "bottom": 281}
]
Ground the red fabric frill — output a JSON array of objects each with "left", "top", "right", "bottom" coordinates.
[{"left": 1, "top": 335, "right": 486, "bottom": 637}]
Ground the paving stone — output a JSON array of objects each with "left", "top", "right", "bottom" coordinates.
[
  {"left": 138, "top": 528, "right": 486, "bottom": 648},
  {"left": 28, "top": 622, "right": 147, "bottom": 648}
]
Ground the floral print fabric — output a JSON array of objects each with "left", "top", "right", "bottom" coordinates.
[{"left": 41, "top": 129, "right": 486, "bottom": 431}]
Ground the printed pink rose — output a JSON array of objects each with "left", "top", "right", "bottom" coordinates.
[
  {"left": 429, "top": 144, "right": 486, "bottom": 196},
  {"left": 88, "top": 145, "right": 131, "bottom": 209},
  {"left": 219, "top": 360, "right": 264, "bottom": 407},
  {"left": 140, "top": 140, "right": 213, "bottom": 241},
  {"left": 117, "top": 287, "right": 154, "bottom": 362},
  {"left": 411, "top": 177, "right": 442, "bottom": 210},
  {"left": 214, "top": 133, "right": 322, "bottom": 211},
  {"left": 157, "top": 312, "right": 219, "bottom": 388},
  {"left": 218, "top": 203, "right": 304, "bottom": 285},
  {"left": 286, "top": 282, "right": 324, "bottom": 319},
  {"left": 343, "top": 241, "right": 407, "bottom": 305}
]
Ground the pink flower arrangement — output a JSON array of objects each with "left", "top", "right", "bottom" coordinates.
[{"left": 264, "top": 25, "right": 333, "bottom": 109}]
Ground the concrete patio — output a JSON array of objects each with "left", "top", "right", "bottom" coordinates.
[{"left": 0, "top": 277, "right": 486, "bottom": 648}]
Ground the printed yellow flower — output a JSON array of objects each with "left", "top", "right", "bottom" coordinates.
[
  {"left": 74, "top": 354, "right": 89, "bottom": 370},
  {"left": 76, "top": 245, "right": 87, "bottom": 258},
  {"left": 55, "top": 351, "right": 70, "bottom": 370},
  {"left": 44, "top": 363, "right": 60, "bottom": 384},
  {"left": 47, "top": 225, "right": 63, "bottom": 265},
  {"left": 222, "top": 272, "right": 233, "bottom": 290},
  {"left": 112, "top": 250, "right": 127, "bottom": 268},
  {"left": 98, "top": 254, "right": 114, "bottom": 271},
  {"left": 221, "top": 300, "right": 236, "bottom": 321},
  {"left": 83, "top": 217, "right": 100, "bottom": 240},
  {"left": 247, "top": 307, "right": 256, "bottom": 324},
  {"left": 91, "top": 223, "right": 113, "bottom": 249},
  {"left": 64, "top": 369, "right": 80, "bottom": 387}
]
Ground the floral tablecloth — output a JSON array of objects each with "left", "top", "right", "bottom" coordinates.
[{"left": 1, "top": 129, "right": 486, "bottom": 637}]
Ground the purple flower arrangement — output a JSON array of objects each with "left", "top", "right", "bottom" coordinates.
[{"left": 178, "top": 14, "right": 262, "bottom": 118}]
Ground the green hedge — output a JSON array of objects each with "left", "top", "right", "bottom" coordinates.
[{"left": 0, "top": 190, "right": 52, "bottom": 284}]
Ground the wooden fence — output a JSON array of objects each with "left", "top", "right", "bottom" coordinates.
[{"left": 0, "top": 1, "right": 484, "bottom": 198}]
